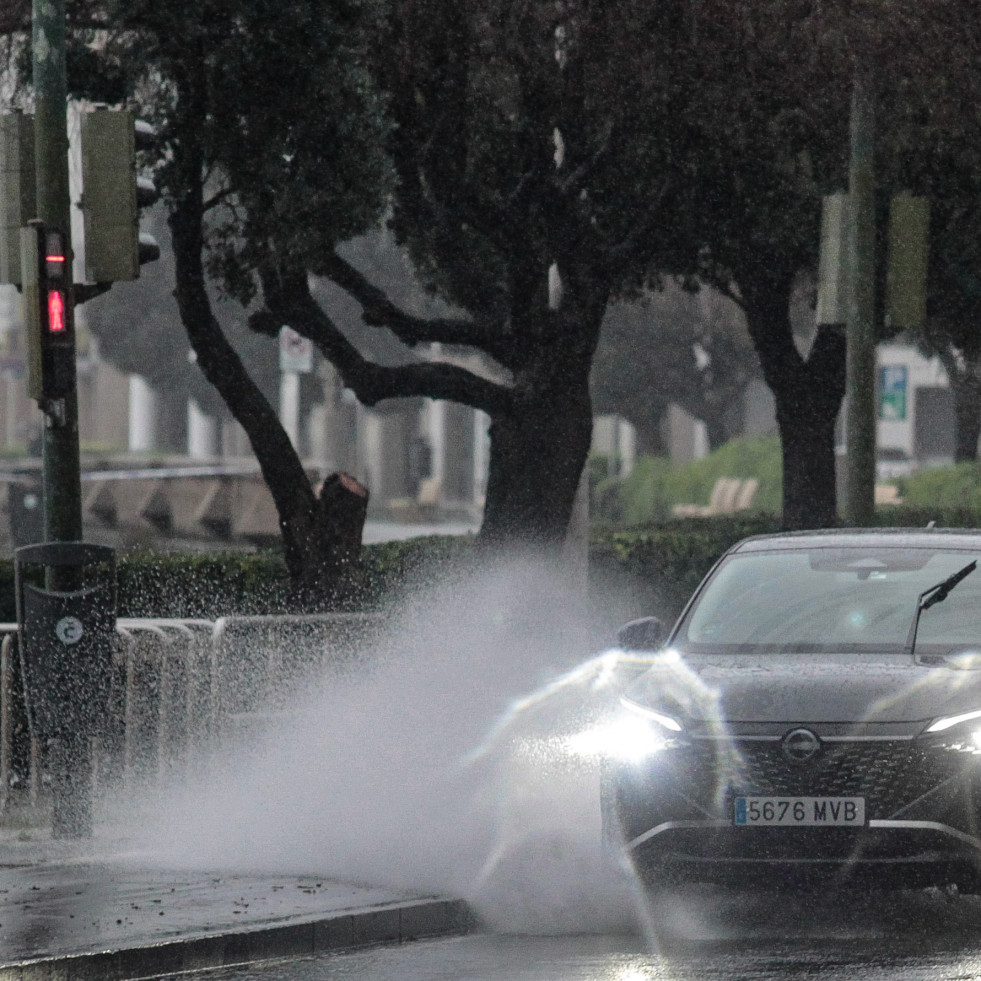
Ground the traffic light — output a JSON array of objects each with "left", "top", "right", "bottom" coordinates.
[
  {"left": 21, "top": 222, "right": 75, "bottom": 402},
  {"left": 886, "top": 193, "right": 929, "bottom": 330},
  {"left": 80, "top": 107, "right": 160, "bottom": 282},
  {"left": 133, "top": 119, "right": 162, "bottom": 267},
  {"left": 3, "top": 107, "right": 161, "bottom": 287},
  {"left": 0, "top": 112, "right": 37, "bottom": 285}
]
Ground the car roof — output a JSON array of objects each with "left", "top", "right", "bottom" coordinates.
[{"left": 731, "top": 528, "right": 981, "bottom": 553}]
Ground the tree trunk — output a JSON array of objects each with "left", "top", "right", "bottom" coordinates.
[
  {"left": 291, "top": 473, "right": 369, "bottom": 607},
  {"left": 952, "top": 370, "right": 981, "bottom": 463},
  {"left": 771, "top": 326, "right": 846, "bottom": 530},
  {"left": 777, "top": 400, "right": 840, "bottom": 530},
  {"left": 479, "top": 270, "right": 604, "bottom": 551},
  {"left": 167, "top": 68, "right": 366, "bottom": 604},
  {"left": 479, "top": 365, "right": 594, "bottom": 550},
  {"left": 741, "top": 262, "right": 846, "bottom": 531}
]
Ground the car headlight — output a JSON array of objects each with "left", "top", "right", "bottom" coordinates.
[
  {"left": 923, "top": 709, "right": 981, "bottom": 753},
  {"left": 566, "top": 697, "right": 685, "bottom": 763}
]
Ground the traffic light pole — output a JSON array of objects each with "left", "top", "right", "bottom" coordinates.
[
  {"left": 33, "top": 0, "right": 82, "bottom": 549},
  {"left": 32, "top": 0, "right": 88, "bottom": 839},
  {"left": 843, "top": 70, "right": 877, "bottom": 527}
]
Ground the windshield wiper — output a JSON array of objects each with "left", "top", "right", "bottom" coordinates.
[{"left": 906, "top": 559, "right": 977, "bottom": 657}]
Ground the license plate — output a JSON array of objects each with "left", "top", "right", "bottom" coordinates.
[{"left": 733, "top": 796, "right": 865, "bottom": 827}]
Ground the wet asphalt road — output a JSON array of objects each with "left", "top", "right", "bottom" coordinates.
[
  {"left": 168, "top": 931, "right": 981, "bottom": 981},
  {"left": 174, "top": 886, "right": 981, "bottom": 980}
]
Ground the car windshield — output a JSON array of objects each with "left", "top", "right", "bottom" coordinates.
[{"left": 679, "top": 547, "right": 981, "bottom": 653}]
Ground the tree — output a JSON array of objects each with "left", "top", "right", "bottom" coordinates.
[
  {"left": 592, "top": 282, "right": 761, "bottom": 455},
  {"left": 148, "top": 0, "right": 392, "bottom": 598},
  {"left": 2, "top": 0, "right": 395, "bottom": 600},
  {"left": 894, "top": 29, "right": 981, "bottom": 464},
  {"left": 60, "top": 0, "right": 843, "bottom": 539},
  {"left": 11, "top": 0, "right": 981, "bottom": 562},
  {"left": 80, "top": 206, "right": 287, "bottom": 447},
  {"left": 620, "top": 0, "right": 981, "bottom": 527},
  {"left": 619, "top": 1, "right": 848, "bottom": 528},
  {"left": 244, "top": 0, "right": 689, "bottom": 550}
]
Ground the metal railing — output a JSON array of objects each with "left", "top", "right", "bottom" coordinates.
[{"left": 0, "top": 613, "right": 383, "bottom": 813}]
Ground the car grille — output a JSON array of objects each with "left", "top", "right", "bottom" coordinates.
[{"left": 677, "top": 739, "right": 970, "bottom": 820}]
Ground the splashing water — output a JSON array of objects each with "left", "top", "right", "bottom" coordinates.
[
  {"left": 108, "top": 555, "right": 978, "bottom": 948},
  {"left": 122, "top": 558, "right": 649, "bottom": 934}
]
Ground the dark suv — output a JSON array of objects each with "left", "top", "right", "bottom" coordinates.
[{"left": 603, "top": 529, "right": 981, "bottom": 890}]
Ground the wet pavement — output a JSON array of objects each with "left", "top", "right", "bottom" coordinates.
[
  {"left": 173, "top": 886, "right": 981, "bottom": 981},
  {"left": 0, "top": 833, "right": 471, "bottom": 980},
  {"left": 174, "top": 932, "right": 981, "bottom": 981}
]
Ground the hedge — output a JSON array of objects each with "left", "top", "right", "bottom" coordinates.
[
  {"left": 0, "top": 535, "right": 475, "bottom": 623},
  {"left": 894, "top": 462, "right": 981, "bottom": 511},
  {"left": 591, "top": 506, "right": 981, "bottom": 626},
  {"left": 2, "top": 503, "right": 980, "bottom": 626}
]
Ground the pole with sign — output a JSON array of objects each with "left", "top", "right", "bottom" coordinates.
[{"left": 279, "top": 326, "right": 313, "bottom": 452}]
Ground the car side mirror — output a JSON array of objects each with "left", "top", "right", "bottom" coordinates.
[{"left": 616, "top": 616, "right": 664, "bottom": 652}]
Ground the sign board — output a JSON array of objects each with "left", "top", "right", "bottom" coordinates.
[
  {"left": 816, "top": 193, "right": 848, "bottom": 325},
  {"left": 878, "top": 365, "right": 908, "bottom": 421},
  {"left": 279, "top": 325, "right": 313, "bottom": 374},
  {"left": 886, "top": 194, "right": 929, "bottom": 330},
  {"left": 81, "top": 108, "right": 139, "bottom": 283},
  {"left": 0, "top": 112, "right": 36, "bottom": 285}
]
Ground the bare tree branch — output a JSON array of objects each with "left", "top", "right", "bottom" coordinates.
[
  {"left": 202, "top": 186, "right": 233, "bottom": 212},
  {"left": 259, "top": 262, "right": 514, "bottom": 416},
  {"left": 317, "top": 251, "right": 515, "bottom": 364}
]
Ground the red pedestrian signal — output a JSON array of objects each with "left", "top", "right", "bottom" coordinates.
[
  {"left": 20, "top": 221, "right": 75, "bottom": 401},
  {"left": 47, "top": 289, "right": 66, "bottom": 333}
]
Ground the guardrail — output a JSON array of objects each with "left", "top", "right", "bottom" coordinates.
[{"left": 0, "top": 613, "right": 383, "bottom": 814}]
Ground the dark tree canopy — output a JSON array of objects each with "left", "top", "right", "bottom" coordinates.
[
  {"left": 592, "top": 284, "right": 760, "bottom": 455},
  {"left": 5, "top": 0, "right": 981, "bottom": 580}
]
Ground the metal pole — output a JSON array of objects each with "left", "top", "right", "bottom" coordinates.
[
  {"left": 844, "top": 71, "right": 877, "bottom": 526},
  {"left": 33, "top": 0, "right": 82, "bottom": 547},
  {"left": 33, "top": 0, "right": 88, "bottom": 838}
]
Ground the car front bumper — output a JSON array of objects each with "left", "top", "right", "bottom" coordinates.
[
  {"left": 624, "top": 818, "right": 981, "bottom": 890},
  {"left": 604, "top": 730, "right": 981, "bottom": 890}
]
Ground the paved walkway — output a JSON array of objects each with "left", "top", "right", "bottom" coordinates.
[{"left": 0, "top": 834, "right": 472, "bottom": 980}]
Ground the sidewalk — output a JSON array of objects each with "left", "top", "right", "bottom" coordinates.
[{"left": 0, "top": 832, "right": 473, "bottom": 980}]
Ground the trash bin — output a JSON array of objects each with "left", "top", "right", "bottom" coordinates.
[{"left": 14, "top": 543, "right": 117, "bottom": 740}]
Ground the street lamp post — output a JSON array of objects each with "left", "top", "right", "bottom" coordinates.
[{"left": 844, "top": 70, "right": 877, "bottom": 527}]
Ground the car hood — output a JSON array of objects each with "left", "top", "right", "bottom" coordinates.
[{"left": 626, "top": 651, "right": 981, "bottom": 725}]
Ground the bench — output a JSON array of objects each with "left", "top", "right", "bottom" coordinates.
[{"left": 672, "top": 477, "right": 759, "bottom": 518}]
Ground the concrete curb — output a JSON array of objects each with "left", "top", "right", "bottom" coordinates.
[{"left": 0, "top": 896, "right": 476, "bottom": 981}]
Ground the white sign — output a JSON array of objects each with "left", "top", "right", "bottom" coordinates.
[
  {"left": 55, "top": 616, "right": 84, "bottom": 645},
  {"left": 279, "top": 326, "right": 313, "bottom": 374}
]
